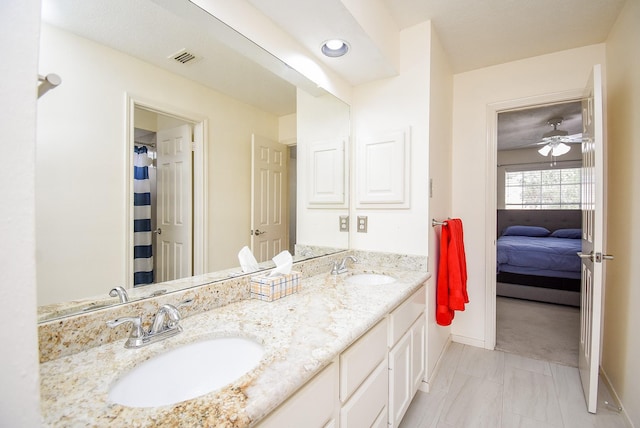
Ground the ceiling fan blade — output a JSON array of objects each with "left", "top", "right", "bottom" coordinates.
[{"left": 560, "top": 133, "right": 582, "bottom": 143}]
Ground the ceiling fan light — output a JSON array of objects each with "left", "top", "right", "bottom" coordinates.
[
  {"left": 538, "top": 145, "right": 552, "bottom": 156},
  {"left": 551, "top": 142, "right": 571, "bottom": 156}
]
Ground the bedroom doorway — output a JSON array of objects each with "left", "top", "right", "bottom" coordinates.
[{"left": 490, "top": 96, "right": 584, "bottom": 365}]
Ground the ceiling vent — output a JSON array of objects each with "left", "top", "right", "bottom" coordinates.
[{"left": 169, "top": 49, "right": 201, "bottom": 65}]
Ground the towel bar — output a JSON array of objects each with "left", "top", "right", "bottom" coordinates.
[{"left": 431, "top": 219, "right": 448, "bottom": 227}]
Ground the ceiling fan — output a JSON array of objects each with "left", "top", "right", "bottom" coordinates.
[{"left": 537, "top": 117, "right": 582, "bottom": 157}]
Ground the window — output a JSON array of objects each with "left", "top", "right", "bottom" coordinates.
[{"left": 505, "top": 167, "right": 581, "bottom": 209}]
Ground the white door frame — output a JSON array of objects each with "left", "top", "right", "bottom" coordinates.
[
  {"left": 484, "top": 88, "right": 584, "bottom": 350},
  {"left": 125, "top": 94, "right": 208, "bottom": 288}
]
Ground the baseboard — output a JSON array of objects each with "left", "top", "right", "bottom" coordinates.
[
  {"left": 600, "top": 367, "right": 635, "bottom": 428},
  {"left": 421, "top": 335, "right": 453, "bottom": 393},
  {"left": 451, "top": 334, "right": 485, "bottom": 349}
]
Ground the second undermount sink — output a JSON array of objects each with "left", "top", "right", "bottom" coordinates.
[
  {"left": 345, "top": 273, "right": 396, "bottom": 286},
  {"left": 108, "top": 337, "right": 264, "bottom": 408}
]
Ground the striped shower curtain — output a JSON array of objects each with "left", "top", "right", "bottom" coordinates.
[{"left": 133, "top": 145, "right": 154, "bottom": 286}]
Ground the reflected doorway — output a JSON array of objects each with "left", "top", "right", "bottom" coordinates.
[{"left": 127, "top": 100, "right": 206, "bottom": 289}]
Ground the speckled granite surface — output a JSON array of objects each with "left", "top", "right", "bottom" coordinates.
[{"left": 39, "top": 252, "right": 429, "bottom": 427}]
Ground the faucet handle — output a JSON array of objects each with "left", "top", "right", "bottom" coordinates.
[
  {"left": 330, "top": 261, "right": 340, "bottom": 275},
  {"left": 106, "top": 316, "right": 143, "bottom": 339}
]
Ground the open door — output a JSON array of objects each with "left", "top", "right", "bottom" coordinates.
[
  {"left": 156, "top": 123, "right": 193, "bottom": 282},
  {"left": 251, "top": 134, "right": 288, "bottom": 263},
  {"left": 578, "top": 64, "right": 612, "bottom": 413}
]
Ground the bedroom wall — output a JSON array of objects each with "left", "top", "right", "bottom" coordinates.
[
  {"left": 602, "top": 0, "right": 640, "bottom": 425},
  {"left": 450, "top": 44, "right": 606, "bottom": 346}
]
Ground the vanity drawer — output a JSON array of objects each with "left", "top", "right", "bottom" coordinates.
[
  {"left": 388, "top": 285, "right": 425, "bottom": 347},
  {"left": 256, "top": 362, "right": 338, "bottom": 428},
  {"left": 340, "top": 359, "right": 388, "bottom": 428},
  {"left": 339, "top": 318, "right": 388, "bottom": 402}
]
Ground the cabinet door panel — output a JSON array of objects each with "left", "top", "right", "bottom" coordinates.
[
  {"left": 411, "top": 315, "right": 426, "bottom": 394},
  {"left": 389, "top": 331, "right": 412, "bottom": 428}
]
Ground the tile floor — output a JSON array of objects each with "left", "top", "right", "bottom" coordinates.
[{"left": 399, "top": 342, "right": 628, "bottom": 428}]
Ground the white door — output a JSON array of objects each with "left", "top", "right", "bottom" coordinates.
[
  {"left": 157, "top": 124, "right": 193, "bottom": 282},
  {"left": 578, "top": 64, "right": 611, "bottom": 413},
  {"left": 251, "top": 134, "right": 288, "bottom": 263}
]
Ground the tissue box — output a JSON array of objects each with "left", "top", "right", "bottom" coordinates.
[{"left": 250, "top": 271, "right": 301, "bottom": 302}]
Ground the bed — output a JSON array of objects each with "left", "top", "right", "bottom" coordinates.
[{"left": 496, "top": 209, "right": 582, "bottom": 306}]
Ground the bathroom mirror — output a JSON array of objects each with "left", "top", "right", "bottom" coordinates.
[{"left": 36, "top": 0, "right": 350, "bottom": 321}]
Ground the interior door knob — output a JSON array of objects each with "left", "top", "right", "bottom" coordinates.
[
  {"left": 254, "top": 229, "right": 266, "bottom": 236},
  {"left": 577, "top": 251, "right": 594, "bottom": 261}
]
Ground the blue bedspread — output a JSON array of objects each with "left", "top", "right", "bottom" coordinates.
[{"left": 497, "top": 235, "right": 582, "bottom": 279}]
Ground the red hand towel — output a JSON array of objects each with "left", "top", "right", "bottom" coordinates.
[{"left": 436, "top": 218, "right": 468, "bottom": 326}]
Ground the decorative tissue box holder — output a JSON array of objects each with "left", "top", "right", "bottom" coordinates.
[{"left": 250, "top": 271, "right": 301, "bottom": 302}]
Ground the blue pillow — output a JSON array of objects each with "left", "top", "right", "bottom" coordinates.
[
  {"left": 550, "top": 228, "right": 582, "bottom": 239},
  {"left": 502, "top": 225, "right": 551, "bottom": 237}
]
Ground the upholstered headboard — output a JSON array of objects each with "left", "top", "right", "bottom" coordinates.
[{"left": 497, "top": 209, "right": 582, "bottom": 237}]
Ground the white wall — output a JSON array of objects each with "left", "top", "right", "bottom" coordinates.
[
  {"left": 426, "top": 25, "right": 454, "bottom": 384},
  {"left": 37, "top": 24, "right": 279, "bottom": 305},
  {"left": 296, "top": 90, "right": 350, "bottom": 248},
  {"left": 603, "top": 0, "right": 640, "bottom": 425},
  {"left": 451, "top": 44, "right": 606, "bottom": 345},
  {"left": 0, "top": 0, "right": 42, "bottom": 425},
  {"left": 350, "top": 22, "right": 431, "bottom": 257}
]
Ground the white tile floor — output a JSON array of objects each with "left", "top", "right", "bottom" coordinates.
[{"left": 400, "top": 342, "right": 628, "bottom": 428}]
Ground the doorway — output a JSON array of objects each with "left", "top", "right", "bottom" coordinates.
[
  {"left": 493, "top": 100, "right": 583, "bottom": 365},
  {"left": 484, "top": 89, "right": 585, "bottom": 350},
  {"left": 126, "top": 97, "right": 207, "bottom": 288}
]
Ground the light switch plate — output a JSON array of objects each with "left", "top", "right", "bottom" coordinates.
[{"left": 357, "top": 216, "right": 368, "bottom": 233}]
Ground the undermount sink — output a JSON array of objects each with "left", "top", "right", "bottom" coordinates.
[
  {"left": 345, "top": 273, "right": 396, "bottom": 286},
  {"left": 108, "top": 337, "right": 264, "bottom": 407}
]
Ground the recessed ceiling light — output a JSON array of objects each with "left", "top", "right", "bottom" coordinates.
[{"left": 321, "top": 39, "right": 349, "bottom": 58}]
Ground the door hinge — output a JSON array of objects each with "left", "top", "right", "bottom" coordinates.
[{"left": 191, "top": 141, "right": 196, "bottom": 151}]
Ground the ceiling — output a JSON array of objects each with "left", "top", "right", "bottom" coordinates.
[
  {"left": 497, "top": 101, "right": 583, "bottom": 151},
  {"left": 381, "top": 0, "right": 625, "bottom": 74},
  {"left": 249, "top": 0, "right": 625, "bottom": 83},
  {"left": 41, "top": 0, "right": 626, "bottom": 122}
]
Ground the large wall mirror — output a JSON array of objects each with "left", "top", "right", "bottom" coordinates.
[{"left": 37, "top": 0, "right": 350, "bottom": 321}]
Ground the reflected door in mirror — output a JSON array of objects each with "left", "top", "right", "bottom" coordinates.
[
  {"left": 251, "top": 134, "right": 289, "bottom": 263},
  {"left": 156, "top": 124, "right": 193, "bottom": 282}
]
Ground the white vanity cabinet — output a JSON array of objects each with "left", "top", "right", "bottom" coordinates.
[
  {"left": 339, "top": 319, "right": 389, "bottom": 428},
  {"left": 388, "top": 285, "right": 426, "bottom": 428},
  {"left": 256, "top": 361, "right": 339, "bottom": 428},
  {"left": 256, "top": 284, "right": 426, "bottom": 428}
]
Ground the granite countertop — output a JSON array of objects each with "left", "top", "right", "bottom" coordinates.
[{"left": 39, "top": 266, "right": 430, "bottom": 427}]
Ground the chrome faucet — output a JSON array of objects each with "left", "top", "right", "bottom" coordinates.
[
  {"left": 149, "top": 304, "right": 182, "bottom": 335},
  {"left": 109, "top": 286, "right": 129, "bottom": 303},
  {"left": 330, "top": 255, "right": 358, "bottom": 275},
  {"left": 107, "top": 299, "right": 193, "bottom": 348}
]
